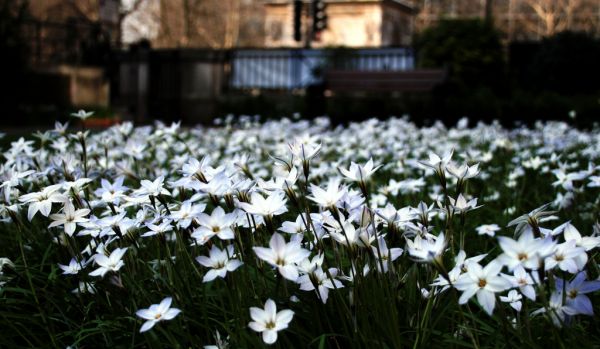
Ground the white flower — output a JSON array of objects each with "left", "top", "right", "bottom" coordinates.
[
  {"left": 447, "top": 163, "right": 480, "bottom": 180},
  {"left": 501, "top": 265, "right": 537, "bottom": 301},
  {"left": 19, "top": 184, "right": 67, "bottom": 221},
  {"left": 58, "top": 257, "right": 86, "bottom": 275},
  {"left": 136, "top": 297, "right": 181, "bottom": 333},
  {"left": 406, "top": 232, "right": 446, "bottom": 263},
  {"left": 253, "top": 233, "right": 310, "bottom": 281},
  {"left": 279, "top": 214, "right": 307, "bottom": 234},
  {"left": 288, "top": 137, "right": 321, "bottom": 161},
  {"left": 196, "top": 245, "right": 243, "bottom": 283},
  {"left": 70, "top": 109, "right": 94, "bottom": 120},
  {"left": 48, "top": 202, "right": 91, "bottom": 236},
  {"left": 248, "top": 299, "right": 294, "bottom": 345},
  {"left": 419, "top": 150, "right": 453, "bottom": 174},
  {"left": 170, "top": 201, "right": 206, "bottom": 228},
  {"left": 142, "top": 220, "right": 173, "bottom": 238},
  {"left": 327, "top": 216, "right": 374, "bottom": 248},
  {"left": 297, "top": 267, "right": 343, "bottom": 304},
  {"left": 0, "top": 166, "right": 35, "bottom": 202},
  {"left": 94, "top": 177, "right": 128, "bottom": 204},
  {"left": 191, "top": 207, "right": 237, "bottom": 244},
  {"left": 62, "top": 178, "right": 92, "bottom": 195},
  {"left": 136, "top": 176, "right": 171, "bottom": 198},
  {"left": 307, "top": 179, "right": 346, "bottom": 209},
  {"left": 544, "top": 240, "right": 586, "bottom": 273},
  {"left": 181, "top": 157, "right": 213, "bottom": 180},
  {"left": 500, "top": 289, "right": 523, "bottom": 312},
  {"left": 238, "top": 192, "right": 288, "bottom": 217},
  {"left": 588, "top": 175, "right": 600, "bottom": 188},
  {"left": 496, "top": 229, "right": 555, "bottom": 271},
  {"left": 371, "top": 237, "right": 403, "bottom": 272},
  {"left": 453, "top": 260, "right": 512, "bottom": 315},
  {"left": 338, "top": 158, "right": 381, "bottom": 183},
  {"left": 448, "top": 194, "right": 481, "bottom": 214},
  {"left": 89, "top": 247, "right": 128, "bottom": 277},
  {"left": 376, "top": 204, "right": 415, "bottom": 229},
  {"left": 198, "top": 171, "right": 231, "bottom": 197},
  {"left": 476, "top": 224, "right": 501, "bottom": 237},
  {"left": 563, "top": 223, "right": 600, "bottom": 251},
  {"left": 257, "top": 167, "right": 299, "bottom": 192},
  {"left": 431, "top": 250, "right": 486, "bottom": 292},
  {"left": 523, "top": 156, "right": 544, "bottom": 170},
  {"left": 552, "top": 169, "right": 586, "bottom": 191}
]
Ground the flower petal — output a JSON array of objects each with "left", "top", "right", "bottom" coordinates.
[
  {"left": 140, "top": 320, "right": 156, "bottom": 333},
  {"left": 476, "top": 290, "right": 496, "bottom": 315},
  {"left": 262, "top": 329, "right": 278, "bottom": 344}
]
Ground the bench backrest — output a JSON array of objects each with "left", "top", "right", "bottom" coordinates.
[{"left": 325, "top": 69, "right": 446, "bottom": 93}]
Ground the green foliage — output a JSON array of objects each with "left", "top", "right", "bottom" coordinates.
[
  {"left": 415, "top": 19, "right": 506, "bottom": 91},
  {"left": 409, "top": 23, "right": 600, "bottom": 127},
  {"left": 523, "top": 31, "right": 600, "bottom": 95}
]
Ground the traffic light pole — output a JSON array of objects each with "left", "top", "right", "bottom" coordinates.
[
  {"left": 293, "top": 0, "right": 302, "bottom": 43},
  {"left": 305, "top": 1, "right": 313, "bottom": 48},
  {"left": 295, "top": 0, "right": 327, "bottom": 48}
]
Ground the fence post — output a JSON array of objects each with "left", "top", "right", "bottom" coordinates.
[
  {"left": 36, "top": 21, "right": 42, "bottom": 66},
  {"left": 292, "top": 49, "right": 302, "bottom": 89},
  {"left": 223, "top": 49, "right": 232, "bottom": 94}
]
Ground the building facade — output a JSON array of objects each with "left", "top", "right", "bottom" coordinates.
[{"left": 264, "top": 0, "right": 415, "bottom": 47}]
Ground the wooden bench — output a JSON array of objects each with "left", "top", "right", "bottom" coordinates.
[{"left": 324, "top": 69, "right": 446, "bottom": 93}]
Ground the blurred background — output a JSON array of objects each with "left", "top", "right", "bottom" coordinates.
[{"left": 1, "top": 0, "right": 599, "bottom": 128}]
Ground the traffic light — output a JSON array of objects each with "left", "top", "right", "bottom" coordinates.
[
  {"left": 293, "top": 0, "right": 302, "bottom": 42},
  {"left": 312, "top": 0, "right": 327, "bottom": 36}
]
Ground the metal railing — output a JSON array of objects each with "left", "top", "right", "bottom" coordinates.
[{"left": 229, "top": 48, "right": 415, "bottom": 90}]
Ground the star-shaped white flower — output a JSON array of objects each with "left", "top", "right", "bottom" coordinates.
[
  {"left": 191, "top": 206, "right": 236, "bottom": 244},
  {"left": 89, "top": 247, "right": 128, "bottom": 278},
  {"left": 253, "top": 233, "right": 310, "bottom": 281},
  {"left": 476, "top": 224, "right": 501, "bottom": 237},
  {"left": 70, "top": 109, "right": 94, "bottom": 120},
  {"left": 307, "top": 179, "right": 346, "bottom": 209},
  {"left": 406, "top": 232, "right": 446, "bottom": 263},
  {"left": 49, "top": 202, "right": 90, "bottom": 236},
  {"left": 196, "top": 245, "right": 243, "bottom": 283},
  {"left": 19, "top": 184, "right": 67, "bottom": 221},
  {"left": 453, "top": 260, "right": 512, "bottom": 315},
  {"left": 238, "top": 192, "right": 288, "bottom": 218},
  {"left": 338, "top": 158, "right": 381, "bottom": 183},
  {"left": 142, "top": 220, "right": 173, "bottom": 238},
  {"left": 136, "top": 297, "right": 181, "bottom": 333},
  {"left": 248, "top": 299, "right": 294, "bottom": 345}
]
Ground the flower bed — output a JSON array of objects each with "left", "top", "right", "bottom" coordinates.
[{"left": 1, "top": 116, "right": 600, "bottom": 347}]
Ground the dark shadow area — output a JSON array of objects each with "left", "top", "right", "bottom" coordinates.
[{"left": 1, "top": 1, "right": 599, "bottom": 129}]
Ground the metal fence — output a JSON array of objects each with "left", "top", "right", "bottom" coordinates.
[
  {"left": 230, "top": 48, "right": 414, "bottom": 90},
  {"left": 112, "top": 47, "right": 416, "bottom": 121}
]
